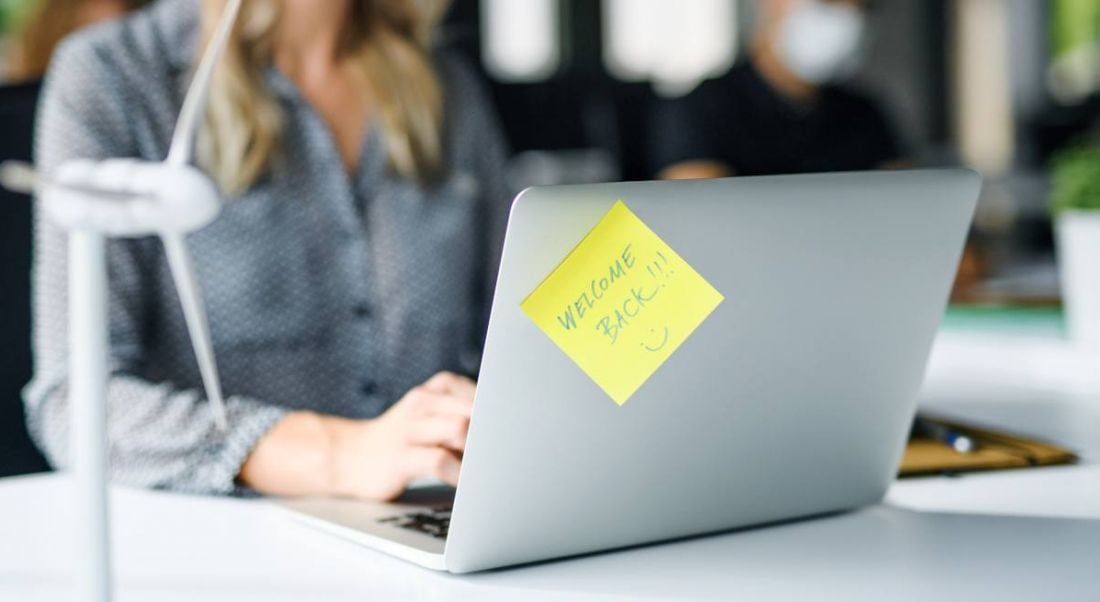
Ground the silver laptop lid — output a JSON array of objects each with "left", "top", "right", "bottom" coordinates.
[{"left": 446, "top": 169, "right": 979, "bottom": 572}]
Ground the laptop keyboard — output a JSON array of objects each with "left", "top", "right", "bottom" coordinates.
[{"left": 378, "top": 505, "right": 452, "bottom": 540}]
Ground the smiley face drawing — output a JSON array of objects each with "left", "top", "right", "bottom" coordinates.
[{"left": 641, "top": 326, "right": 670, "bottom": 352}]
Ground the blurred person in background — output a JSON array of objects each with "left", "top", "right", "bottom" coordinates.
[
  {"left": 652, "top": 0, "right": 903, "bottom": 180},
  {"left": 25, "top": 0, "right": 511, "bottom": 501},
  {"left": 6, "top": 0, "right": 148, "bottom": 81}
]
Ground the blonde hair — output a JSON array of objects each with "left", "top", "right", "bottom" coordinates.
[{"left": 198, "top": 0, "right": 449, "bottom": 195}]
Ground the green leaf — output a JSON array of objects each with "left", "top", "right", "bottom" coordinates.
[
  {"left": 1050, "top": 143, "right": 1100, "bottom": 214},
  {"left": 0, "top": 0, "right": 33, "bottom": 34}
]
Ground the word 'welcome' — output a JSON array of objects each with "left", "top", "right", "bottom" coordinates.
[{"left": 555, "top": 243, "right": 665, "bottom": 344}]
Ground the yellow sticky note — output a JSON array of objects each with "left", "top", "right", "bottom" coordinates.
[{"left": 521, "top": 200, "right": 724, "bottom": 405}]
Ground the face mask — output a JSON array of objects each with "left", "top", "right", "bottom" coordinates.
[{"left": 777, "top": 0, "right": 866, "bottom": 85}]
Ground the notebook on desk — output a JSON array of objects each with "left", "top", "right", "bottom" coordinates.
[{"left": 899, "top": 416, "right": 1078, "bottom": 476}]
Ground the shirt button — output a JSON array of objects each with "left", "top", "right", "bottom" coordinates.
[
  {"left": 360, "top": 381, "right": 377, "bottom": 396},
  {"left": 353, "top": 303, "right": 372, "bottom": 319}
]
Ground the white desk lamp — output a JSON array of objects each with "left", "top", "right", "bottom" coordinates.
[{"left": 0, "top": 0, "right": 243, "bottom": 600}]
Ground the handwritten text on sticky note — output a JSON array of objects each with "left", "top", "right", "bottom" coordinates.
[{"left": 521, "top": 200, "right": 724, "bottom": 405}]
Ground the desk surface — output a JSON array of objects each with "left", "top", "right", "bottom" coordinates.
[{"left": 4, "top": 319, "right": 1100, "bottom": 601}]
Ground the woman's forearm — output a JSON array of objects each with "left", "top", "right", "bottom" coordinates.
[
  {"left": 238, "top": 372, "right": 476, "bottom": 501},
  {"left": 238, "top": 411, "right": 350, "bottom": 497}
]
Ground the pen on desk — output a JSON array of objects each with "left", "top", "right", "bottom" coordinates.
[{"left": 913, "top": 418, "right": 979, "bottom": 454}]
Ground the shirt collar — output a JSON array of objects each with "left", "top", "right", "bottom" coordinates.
[
  {"left": 264, "top": 67, "right": 390, "bottom": 190},
  {"left": 149, "top": 0, "right": 393, "bottom": 192}
]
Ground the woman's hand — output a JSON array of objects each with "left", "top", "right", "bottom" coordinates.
[
  {"left": 238, "top": 371, "right": 476, "bottom": 502},
  {"left": 328, "top": 372, "right": 476, "bottom": 501}
]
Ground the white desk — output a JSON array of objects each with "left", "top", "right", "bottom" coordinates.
[
  {"left": 4, "top": 322, "right": 1099, "bottom": 601},
  {"left": 889, "top": 325, "right": 1100, "bottom": 522}
]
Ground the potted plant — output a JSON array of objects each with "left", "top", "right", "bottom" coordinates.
[
  {"left": 0, "top": 0, "right": 29, "bottom": 34},
  {"left": 0, "top": 0, "right": 32, "bottom": 75},
  {"left": 1051, "top": 143, "right": 1100, "bottom": 349}
]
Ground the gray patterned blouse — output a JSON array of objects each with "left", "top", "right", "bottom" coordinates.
[{"left": 23, "top": 0, "right": 512, "bottom": 494}]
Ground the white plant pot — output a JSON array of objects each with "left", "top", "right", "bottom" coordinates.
[{"left": 1056, "top": 211, "right": 1100, "bottom": 350}]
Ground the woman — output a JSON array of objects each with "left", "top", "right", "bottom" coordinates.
[{"left": 25, "top": 0, "right": 512, "bottom": 501}]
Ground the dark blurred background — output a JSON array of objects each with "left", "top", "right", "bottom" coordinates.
[
  {"left": 444, "top": 0, "right": 1098, "bottom": 296},
  {"left": 2, "top": 0, "right": 1099, "bottom": 477}
]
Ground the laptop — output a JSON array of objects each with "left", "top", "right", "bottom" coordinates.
[{"left": 278, "top": 169, "right": 981, "bottom": 573}]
